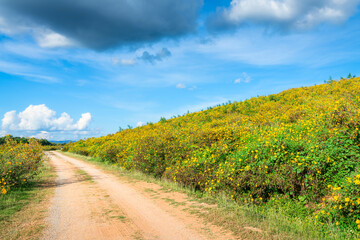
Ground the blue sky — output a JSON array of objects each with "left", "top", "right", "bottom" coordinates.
[{"left": 1, "top": 0, "right": 360, "bottom": 140}]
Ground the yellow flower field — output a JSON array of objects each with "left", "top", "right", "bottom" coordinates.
[
  {"left": 0, "top": 136, "right": 43, "bottom": 195},
  {"left": 64, "top": 77, "right": 360, "bottom": 232}
]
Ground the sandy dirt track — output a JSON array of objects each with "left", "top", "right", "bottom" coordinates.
[{"left": 43, "top": 151, "right": 237, "bottom": 240}]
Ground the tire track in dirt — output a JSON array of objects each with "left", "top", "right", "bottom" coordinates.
[
  {"left": 44, "top": 151, "right": 238, "bottom": 240},
  {"left": 43, "top": 152, "right": 142, "bottom": 240}
]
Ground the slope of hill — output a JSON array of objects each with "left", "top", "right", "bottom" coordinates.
[{"left": 63, "top": 77, "right": 360, "bottom": 235}]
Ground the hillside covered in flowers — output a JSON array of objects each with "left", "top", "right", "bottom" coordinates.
[
  {"left": 0, "top": 136, "right": 43, "bottom": 195},
  {"left": 64, "top": 77, "right": 360, "bottom": 232}
]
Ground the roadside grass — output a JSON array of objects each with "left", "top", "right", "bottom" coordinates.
[
  {"left": 0, "top": 157, "right": 56, "bottom": 240},
  {"left": 60, "top": 151, "right": 354, "bottom": 240}
]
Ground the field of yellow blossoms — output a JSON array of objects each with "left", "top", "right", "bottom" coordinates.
[
  {"left": 0, "top": 136, "right": 43, "bottom": 195},
  {"left": 64, "top": 77, "right": 360, "bottom": 232}
]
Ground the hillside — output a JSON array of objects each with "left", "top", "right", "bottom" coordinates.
[{"left": 64, "top": 77, "right": 360, "bottom": 235}]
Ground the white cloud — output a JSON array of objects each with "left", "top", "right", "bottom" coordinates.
[
  {"left": 0, "top": 15, "right": 74, "bottom": 49},
  {"left": 209, "top": 0, "right": 360, "bottom": 30},
  {"left": 176, "top": 83, "right": 187, "bottom": 89},
  {"left": 234, "top": 72, "right": 251, "bottom": 83},
  {"left": 136, "top": 121, "right": 145, "bottom": 127},
  {"left": 175, "top": 83, "right": 198, "bottom": 90},
  {"left": 0, "top": 60, "right": 60, "bottom": 83},
  {"left": 0, "top": 130, "right": 6, "bottom": 137},
  {"left": 17, "top": 73, "right": 59, "bottom": 83},
  {"left": 194, "top": 29, "right": 314, "bottom": 66},
  {"left": 0, "top": 15, "right": 30, "bottom": 35},
  {"left": 35, "top": 31, "right": 74, "bottom": 48},
  {"left": 74, "top": 113, "right": 92, "bottom": 130},
  {"left": 112, "top": 58, "right": 137, "bottom": 66},
  {"left": 2, "top": 111, "right": 19, "bottom": 131},
  {"left": 121, "top": 59, "right": 136, "bottom": 65},
  {"left": 1, "top": 104, "right": 92, "bottom": 131},
  {"left": 31, "top": 131, "right": 52, "bottom": 140}
]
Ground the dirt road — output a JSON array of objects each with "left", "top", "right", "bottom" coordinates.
[{"left": 43, "top": 151, "right": 236, "bottom": 240}]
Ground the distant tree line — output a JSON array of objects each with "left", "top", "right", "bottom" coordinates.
[{"left": 0, "top": 135, "right": 55, "bottom": 146}]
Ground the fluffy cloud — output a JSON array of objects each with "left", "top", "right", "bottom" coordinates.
[
  {"left": 208, "top": 0, "right": 360, "bottom": 31},
  {"left": 0, "top": 0, "right": 202, "bottom": 50},
  {"left": 138, "top": 48, "right": 172, "bottom": 64},
  {"left": 35, "top": 30, "right": 74, "bottom": 48},
  {"left": 234, "top": 72, "right": 251, "bottom": 83},
  {"left": 1, "top": 104, "right": 92, "bottom": 131}
]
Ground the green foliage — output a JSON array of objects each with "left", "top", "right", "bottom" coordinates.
[
  {"left": 0, "top": 135, "right": 55, "bottom": 146},
  {"left": 64, "top": 76, "right": 360, "bottom": 236},
  {"left": 160, "top": 117, "right": 167, "bottom": 123},
  {"left": 0, "top": 138, "right": 43, "bottom": 195}
]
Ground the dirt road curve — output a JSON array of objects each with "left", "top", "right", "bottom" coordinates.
[{"left": 43, "top": 151, "right": 236, "bottom": 240}]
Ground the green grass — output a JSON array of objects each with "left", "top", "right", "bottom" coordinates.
[
  {"left": 0, "top": 157, "right": 56, "bottom": 240},
  {"left": 76, "top": 169, "right": 93, "bottom": 183},
  {"left": 0, "top": 187, "right": 34, "bottom": 221},
  {"left": 60, "top": 151, "right": 355, "bottom": 239},
  {"left": 0, "top": 159, "right": 54, "bottom": 220}
]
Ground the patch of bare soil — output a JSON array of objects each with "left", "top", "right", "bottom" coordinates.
[{"left": 44, "top": 151, "right": 238, "bottom": 240}]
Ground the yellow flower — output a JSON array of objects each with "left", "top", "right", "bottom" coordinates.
[
  {"left": 345, "top": 197, "right": 350, "bottom": 202},
  {"left": 356, "top": 219, "right": 360, "bottom": 224},
  {"left": 1, "top": 188, "right": 6, "bottom": 194}
]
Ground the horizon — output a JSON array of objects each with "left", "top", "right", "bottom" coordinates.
[{"left": 1, "top": 0, "right": 360, "bottom": 141}]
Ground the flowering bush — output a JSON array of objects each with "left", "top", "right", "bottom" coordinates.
[
  {"left": 0, "top": 137, "right": 43, "bottom": 195},
  {"left": 64, "top": 77, "right": 360, "bottom": 231}
]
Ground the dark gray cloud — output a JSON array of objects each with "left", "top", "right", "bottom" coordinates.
[
  {"left": 0, "top": 0, "right": 203, "bottom": 50},
  {"left": 139, "top": 48, "right": 171, "bottom": 64},
  {"left": 207, "top": 0, "right": 360, "bottom": 32}
]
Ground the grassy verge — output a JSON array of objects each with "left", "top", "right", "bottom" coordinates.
[
  {"left": 61, "top": 151, "right": 354, "bottom": 240},
  {"left": 0, "top": 156, "right": 56, "bottom": 240},
  {"left": 76, "top": 169, "right": 94, "bottom": 183}
]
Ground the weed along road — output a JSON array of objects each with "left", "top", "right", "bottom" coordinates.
[{"left": 43, "top": 151, "right": 236, "bottom": 240}]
